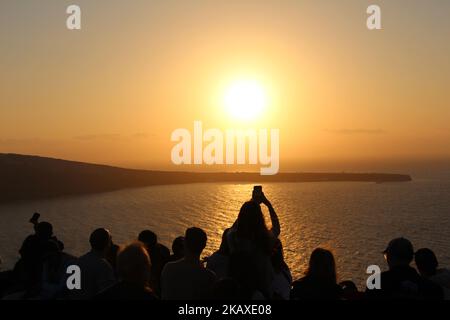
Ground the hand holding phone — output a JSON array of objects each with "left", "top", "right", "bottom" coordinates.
[
  {"left": 29, "top": 212, "right": 40, "bottom": 225},
  {"left": 252, "top": 186, "right": 263, "bottom": 204}
]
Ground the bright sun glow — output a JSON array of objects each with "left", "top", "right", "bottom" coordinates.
[{"left": 224, "top": 80, "right": 268, "bottom": 120}]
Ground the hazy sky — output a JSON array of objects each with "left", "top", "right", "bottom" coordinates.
[{"left": 1, "top": 0, "right": 449, "bottom": 173}]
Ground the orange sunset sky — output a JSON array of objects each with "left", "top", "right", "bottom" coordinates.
[{"left": 1, "top": 1, "right": 449, "bottom": 174}]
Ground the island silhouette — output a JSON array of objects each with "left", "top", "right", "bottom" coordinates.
[{"left": 0, "top": 153, "right": 412, "bottom": 204}]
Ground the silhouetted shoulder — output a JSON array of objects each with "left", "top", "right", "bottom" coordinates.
[
  {"left": 291, "top": 276, "right": 342, "bottom": 300},
  {"left": 19, "top": 235, "right": 38, "bottom": 254},
  {"left": 78, "top": 251, "right": 113, "bottom": 270},
  {"left": 365, "top": 267, "right": 443, "bottom": 300},
  {"left": 161, "top": 259, "right": 178, "bottom": 274}
]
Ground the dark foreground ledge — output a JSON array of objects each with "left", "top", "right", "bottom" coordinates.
[{"left": 0, "top": 153, "right": 412, "bottom": 204}]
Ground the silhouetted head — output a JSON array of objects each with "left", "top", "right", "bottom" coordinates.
[
  {"left": 339, "top": 280, "right": 360, "bottom": 300},
  {"left": 89, "top": 228, "right": 112, "bottom": 254},
  {"left": 236, "top": 201, "right": 270, "bottom": 251},
  {"left": 35, "top": 221, "right": 53, "bottom": 239},
  {"left": 415, "top": 248, "right": 438, "bottom": 277},
  {"left": 117, "top": 242, "right": 151, "bottom": 286},
  {"left": 184, "top": 227, "right": 207, "bottom": 258},
  {"left": 138, "top": 230, "right": 157, "bottom": 249},
  {"left": 172, "top": 236, "right": 185, "bottom": 258},
  {"left": 340, "top": 280, "right": 358, "bottom": 293},
  {"left": 307, "top": 248, "right": 337, "bottom": 284},
  {"left": 218, "top": 228, "right": 231, "bottom": 255},
  {"left": 383, "top": 237, "right": 414, "bottom": 268}
]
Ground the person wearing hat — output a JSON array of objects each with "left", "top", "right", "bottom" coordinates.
[{"left": 366, "top": 237, "right": 443, "bottom": 300}]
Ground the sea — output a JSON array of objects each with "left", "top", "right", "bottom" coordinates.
[{"left": 1, "top": 178, "right": 449, "bottom": 289}]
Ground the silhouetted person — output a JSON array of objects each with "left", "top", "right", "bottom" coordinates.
[
  {"left": 16, "top": 221, "right": 63, "bottom": 298},
  {"left": 291, "top": 248, "right": 342, "bottom": 300},
  {"left": 160, "top": 227, "right": 216, "bottom": 300},
  {"left": 37, "top": 239, "right": 77, "bottom": 299},
  {"left": 138, "top": 230, "right": 170, "bottom": 295},
  {"left": 206, "top": 228, "right": 231, "bottom": 279},
  {"left": 29, "top": 214, "right": 64, "bottom": 251},
  {"left": 71, "top": 228, "right": 116, "bottom": 300},
  {"left": 339, "top": 280, "right": 363, "bottom": 300},
  {"left": 415, "top": 248, "right": 450, "bottom": 299},
  {"left": 138, "top": 230, "right": 170, "bottom": 261},
  {"left": 169, "top": 236, "right": 185, "bottom": 262},
  {"left": 271, "top": 239, "right": 292, "bottom": 300},
  {"left": 95, "top": 242, "right": 158, "bottom": 300},
  {"left": 365, "top": 238, "right": 443, "bottom": 300},
  {"left": 226, "top": 193, "right": 280, "bottom": 298},
  {"left": 1, "top": 215, "right": 49, "bottom": 298}
]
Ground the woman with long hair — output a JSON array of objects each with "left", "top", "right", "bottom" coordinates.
[
  {"left": 226, "top": 189, "right": 281, "bottom": 299},
  {"left": 291, "top": 248, "right": 342, "bottom": 300}
]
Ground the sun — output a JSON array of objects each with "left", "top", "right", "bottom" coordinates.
[{"left": 223, "top": 79, "right": 268, "bottom": 120}]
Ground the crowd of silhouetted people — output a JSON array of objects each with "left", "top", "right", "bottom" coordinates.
[{"left": 0, "top": 190, "right": 449, "bottom": 301}]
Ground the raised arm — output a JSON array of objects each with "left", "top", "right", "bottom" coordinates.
[{"left": 263, "top": 198, "right": 280, "bottom": 237}]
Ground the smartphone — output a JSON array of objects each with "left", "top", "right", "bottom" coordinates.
[
  {"left": 253, "top": 185, "right": 263, "bottom": 201},
  {"left": 30, "top": 212, "right": 40, "bottom": 225}
]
